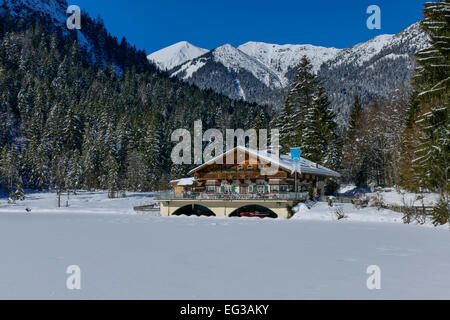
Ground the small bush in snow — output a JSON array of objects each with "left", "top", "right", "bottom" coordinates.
[
  {"left": 431, "top": 197, "right": 449, "bottom": 226},
  {"left": 370, "top": 192, "right": 385, "bottom": 210},
  {"left": 334, "top": 205, "right": 347, "bottom": 220},
  {"left": 352, "top": 195, "right": 369, "bottom": 209},
  {"left": 8, "top": 184, "right": 25, "bottom": 204}
]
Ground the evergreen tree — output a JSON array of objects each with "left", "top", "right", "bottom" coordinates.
[
  {"left": 279, "top": 56, "right": 318, "bottom": 153},
  {"left": 106, "top": 153, "right": 120, "bottom": 199},
  {"left": 278, "top": 56, "right": 339, "bottom": 166},
  {"left": 66, "top": 151, "right": 83, "bottom": 193},
  {"left": 312, "top": 86, "right": 338, "bottom": 166},
  {"left": 126, "top": 150, "right": 147, "bottom": 192},
  {"left": 348, "top": 95, "right": 362, "bottom": 138},
  {"left": 401, "top": 0, "right": 449, "bottom": 202}
]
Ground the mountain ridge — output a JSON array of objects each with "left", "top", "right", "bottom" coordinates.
[{"left": 150, "top": 22, "right": 430, "bottom": 125}]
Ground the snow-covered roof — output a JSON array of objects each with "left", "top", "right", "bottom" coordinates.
[
  {"left": 170, "top": 177, "right": 195, "bottom": 186},
  {"left": 188, "top": 146, "right": 341, "bottom": 178}
]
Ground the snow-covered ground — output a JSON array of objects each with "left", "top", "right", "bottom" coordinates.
[
  {"left": 337, "top": 184, "right": 441, "bottom": 207},
  {"left": 0, "top": 191, "right": 156, "bottom": 216},
  {"left": 292, "top": 202, "right": 407, "bottom": 224},
  {"left": 0, "top": 191, "right": 449, "bottom": 299}
]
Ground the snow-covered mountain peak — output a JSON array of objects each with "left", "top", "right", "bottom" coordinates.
[
  {"left": 147, "top": 41, "right": 209, "bottom": 71},
  {"left": 332, "top": 34, "right": 395, "bottom": 68},
  {"left": 329, "top": 22, "right": 429, "bottom": 69}
]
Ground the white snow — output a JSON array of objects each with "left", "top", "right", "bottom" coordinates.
[
  {"left": 147, "top": 41, "right": 209, "bottom": 71},
  {"left": 368, "top": 190, "right": 440, "bottom": 208},
  {"left": 338, "top": 184, "right": 358, "bottom": 194},
  {"left": 211, "top": 44, "right": 284, "bottom": 89},
  {"left": 336, "top": 185, "right": 441, "bottom": 208},
  {"left": 178, "top": 178, "right": 195, "bottom": 187},
  {"left": 234, "top": 78, "right": 246, "bottom": 100},
  {"left": 292, "top": 202, "right": 407, "bottom": 224},
  {"left": 330, "top": 22, "right": 430, "bottom": 69},
  {"left": 0, "top": 191, "right": 156, "bottom": 215},
  {"left": 171, "top": 57, "right": 208, "bottom": 80},
  {"left": 0, "top": 191, "right": 449, "bottom": 299},
  {"left": 238, "top": 42, "right": 341, "bottom": 85}
]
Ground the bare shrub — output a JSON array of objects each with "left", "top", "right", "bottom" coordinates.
[{"left": 334, "top": 205, "right": 347, "bottom": 220}]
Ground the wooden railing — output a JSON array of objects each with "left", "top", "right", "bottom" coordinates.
[
  {"left": 196, "top": 171, "right": 289, "bottom": 181},
  {"left": 156, "top": 192, "right": 308, "bottom": 201}
]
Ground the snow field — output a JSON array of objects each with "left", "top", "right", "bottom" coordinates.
[{"left": 0, "top": 191, "right": 448, "bottom": 299}]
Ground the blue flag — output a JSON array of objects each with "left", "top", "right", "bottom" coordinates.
[
  {"left": 291, "top": 148, "right": 301, "bottom": 163},
  {"left": 291, "top": 148, "right": 301, "bottom": 174}
]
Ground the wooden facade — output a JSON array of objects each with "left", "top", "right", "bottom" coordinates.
[{"left": 180, "top": 148, "right": 328, "bottom": 196}]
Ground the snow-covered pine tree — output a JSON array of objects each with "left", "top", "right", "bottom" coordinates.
[
  {"left": 106, "top": 153, "right": 120, "bottom": 199},
  {"left": 141, "top": 111, "right": 164, "bottom": 191},
  {"left": 279, "top": 56, "right": 318, "bottom": 153},
  {"left": 81, "top": 125, "right": 99, "bottom": 190},
  {"left": 0, "top": 146, "right": 7, "bottom": 191},
  {"left": 1, "top": 145, "right": 19, "bottom": 192},
  {"left": 408, "top": 0, "right": 449, "bottom": 202},
  {"left": 279, "top": 56, "right": 339, "bottom": 166},
  {"left": 313, "top": 86, "right": 339, "bottom": 167},
  {"left": 126, "top": 150, "right": 147, "bottom": 192},
  {"left": 66, "top": 151, "right": 83, "bottom": 194},
  {"left": 348, "top": 95, "right": 362, "bottom": 139}
]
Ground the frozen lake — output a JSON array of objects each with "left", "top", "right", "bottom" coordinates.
[{"left": 0, "top": 211, "right": 449, "bottom": 300}]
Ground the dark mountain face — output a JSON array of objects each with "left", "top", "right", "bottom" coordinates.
[{"left": 318, "top": 23, "right": 429, "bottom": 124}]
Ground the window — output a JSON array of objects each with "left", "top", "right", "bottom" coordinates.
[
  {"left": 207, "top": 186, "right": 216, "bottom": 193},
  {"left": 271, "top": 185, "right": 280, "bottom": 192},
  {"left": 257, "top": 185, "right": 265, "bottom": 193},
  {"left": 280, "top": 185, "right": 289, "bottom": 192}
]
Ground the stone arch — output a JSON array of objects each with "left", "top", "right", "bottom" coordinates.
[
  {"left": 229, "top": 205, "right": 278, "bottom": 219},
  {"left": 172, "top": 204, "right": 216, "bottom": 217}
]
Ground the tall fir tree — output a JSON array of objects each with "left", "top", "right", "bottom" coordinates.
[
  {"left": 348, "top": 95, "right": 362, "bottom": 138},
  {"left": 278, "top": 56, "right": 318, "bottom": 153},
  {"left": 402, "top": 0, "right": 449, "bottom": 200},
  {"left": 277, "top": 56, "right": 339, "bottom": 166}
]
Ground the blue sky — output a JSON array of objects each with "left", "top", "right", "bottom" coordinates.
[{"left": 73, "top": 0, "right": 425, "bottom": 54}]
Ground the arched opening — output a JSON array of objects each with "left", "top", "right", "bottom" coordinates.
[
  {"left": 229, "top": 205, "right": 278, "bottom": 219},
  {"left": 172, "top": 204, "right": 216, "bottom": 217}
]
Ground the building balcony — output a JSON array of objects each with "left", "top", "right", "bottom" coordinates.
[{"left": 155, "top": 191, "right": 308, "bottom": 201}]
